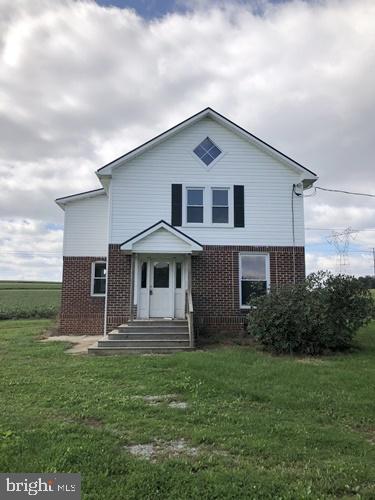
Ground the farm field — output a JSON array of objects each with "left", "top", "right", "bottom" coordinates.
[
  {"left": 0, "top": 281, "right": 61, "bottom": 290},
  {"left": 0, "top": 319, "right": 374, "bottom": 499},
  {"left": 0, "top": 281, "right": 61, "bottom": 319}
]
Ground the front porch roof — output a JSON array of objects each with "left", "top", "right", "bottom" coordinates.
[{"left": 120, "top": 220, "right": 203, "bottom": 254}]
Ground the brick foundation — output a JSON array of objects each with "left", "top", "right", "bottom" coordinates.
[
  {"left": 60, "top": 245, "right": 305, "bottom": 337},
  {"left": 59, "top": 256, "right": 106, "bottom": 335}
]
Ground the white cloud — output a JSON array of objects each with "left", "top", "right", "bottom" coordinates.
[
  {"left": 0, "top": 0, "right": 374, "bottom": 280},
  {"left": 306, "top": 251, "right": 374, "bottom": 277}
]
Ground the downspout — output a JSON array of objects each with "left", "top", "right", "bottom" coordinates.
[
  {"left": 291, "top": 183, "right": 302, "bottom": 285},
  {"left": 103, "top": 180, "right": 112, "bottom": 336}
]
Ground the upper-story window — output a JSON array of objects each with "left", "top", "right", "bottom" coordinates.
[
  {"left": 184, "top": 186, "right": 232, "bottom": 225},
  {"left": 193, "top": 137, "right": 222, "bottom": 166},
  {"left": 187, "top": 188, "right": 204, "bottom": 223},
  {"left": 91, "top": 261, "right": 106, "bottom": 296},
  {"left": 212, "top": 188, "right": 229, "bottom": 223}
]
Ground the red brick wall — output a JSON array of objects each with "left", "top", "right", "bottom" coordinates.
[
  {"left": 106, "top": 245, "right": 132, "bottom": 332},
  {"left": 59, "top": 256, "right": 106, "bottom": 335},
  {"left": 191, "top": 245, "right": 305, "bottom": 334},
  {"left": 60, "top": 245, "right": 305, "bottom": 336}
]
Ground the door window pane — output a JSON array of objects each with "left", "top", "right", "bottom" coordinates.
[
  {"left": 141, "top": 262, "right": 147, "bottom": 288},
  {"left": 153, "top": 262, "right": 169, "bottom": 288},
  {"left": 176, "top": 262, "right": 182, "bottom": 288}
]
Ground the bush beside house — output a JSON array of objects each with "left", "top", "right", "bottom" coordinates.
[{"left": 247, "top": 272, "right": 375, "bottom": 355}]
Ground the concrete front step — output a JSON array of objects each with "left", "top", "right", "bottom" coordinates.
[
  {"left": 124, "top": 320, "right": 187, "bottom": 328},
  {"left": 108, "top": 332, "right": 189, "bottom": 341},
  {"left": 97, "top": 339, "right": 190, "bottom": 348},
  {"left": 88, "top": 319, "right": 192, "bottom": 355},
  {"left": 88, "top": 346, "right": 193, "bottom": 355},
  {"left": 119, "top": 325, "right": 188, "bottom": 334}
]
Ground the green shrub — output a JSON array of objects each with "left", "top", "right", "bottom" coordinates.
[{"left": 247, "top": 271, "right": 375, "bottom": 355}]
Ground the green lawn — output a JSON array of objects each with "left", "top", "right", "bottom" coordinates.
[
  {"left": 0, "top": 281, "right": 61, "bottom": 319},
  {"left": 0, "top": 321, "right": 374, "bottom": 499}
]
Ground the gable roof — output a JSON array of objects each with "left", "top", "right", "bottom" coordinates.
[
  {"left": 96, "top": 107, "right": 318, "bottom": 183},
  {"left": 55, "top": 188, "right": 105, "bottom": 210},
  {"left": 120, "top": 220, "right": 203, "bottom": 253}
]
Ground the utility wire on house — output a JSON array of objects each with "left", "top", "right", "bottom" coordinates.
[
  {"left": 315, "top": 186, "right": 375, "bottom": 197},
  {"left": 303, "top": 186, "right": 375, "bottom": 198}
]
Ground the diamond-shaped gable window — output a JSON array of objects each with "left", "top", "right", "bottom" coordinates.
[{"left": 193, "top": 137, "right": 222, "bottom": 166}]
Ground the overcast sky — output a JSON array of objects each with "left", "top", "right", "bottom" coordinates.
[{"left": 0, "top": 0, "right": 374, "bottom": 281}]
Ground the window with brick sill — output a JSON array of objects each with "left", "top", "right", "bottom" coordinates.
[
  {"left": 240, "top": 254, "right": 270, "bottom": 308},
  {"left": 91, "top": 262, "right": 106, "bottom": 296}
]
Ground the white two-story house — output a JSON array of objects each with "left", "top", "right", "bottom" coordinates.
[{"left": 56, "top": 108, "right": 317, "bottom": 353}]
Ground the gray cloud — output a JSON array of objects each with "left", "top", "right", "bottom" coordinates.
[{"left": 0, "top": 0, "right": 374, "bottom": 279}]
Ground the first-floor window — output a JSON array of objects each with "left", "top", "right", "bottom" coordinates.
[
  {"left": 240, "top": 254, "right": 269, "bottom": 307},
  {"left": 92, "top": 262, "right": 106, "bottom": 295}
]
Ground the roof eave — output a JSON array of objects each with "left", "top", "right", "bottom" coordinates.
[
  {"left": 120, "top": 220, "right": 203, "bottom": 253},
  {"left": 54, "top": 188, "right": 106, "bottom": 210}
]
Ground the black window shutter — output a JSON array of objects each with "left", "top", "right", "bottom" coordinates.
[
  {"left": 171, "top": 184, "right": 182, "bottom": 226},
  {"left": 233, "top": 185, "right": 245, "bottom": 227}
]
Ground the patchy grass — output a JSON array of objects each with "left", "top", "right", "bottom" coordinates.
[
  {"left": 0, "top": 281, "right": 61, "bottom": 319},
  {"left": 0, "top": 319, "right": 374, "bottom": 499}
]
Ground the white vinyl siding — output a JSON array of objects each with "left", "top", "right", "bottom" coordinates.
[
  {"left": 63, "top": 194, "right": 108, "bottom": 256},
  {"left": 132, "top": 228, "right": 194, "bottom": 253},
  {"left": 109, "top": 117, "right": 305, "bottom": 246}
]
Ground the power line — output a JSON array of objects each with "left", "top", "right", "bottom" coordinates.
[
  {"left": 315, "top": 186, "right": 375, "bottom": 198},
  {"left": 306, "top": 227, "right": 375, "bottom": 232},
  {"left": 0, "top": 251, "right": 62, "bottom": 256}
]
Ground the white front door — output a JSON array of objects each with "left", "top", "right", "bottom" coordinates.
[
  {"left": 137, "top": 256, "right": 186, "bottom": 319},
  {"left": 149, "top": 260, "right": 173, "bottom": 317}
]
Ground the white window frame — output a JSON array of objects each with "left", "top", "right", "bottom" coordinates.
[
  {"left": 186, "top": 187, "right": 205, "bottom": 224},
  {"left": 191, "top": 136, "right": 224, "bottom": 170},
  {"left": 211, "top": 187, "right": 231, "bottom": 226},
  {"left": 91, "top": 261, "right": 106, "bottom": 297},
  {"left": 239, "top": 253, "right": 270, "bottom": 309},
  {"left": 182, "top": 185, "right": 233, "bottom": 227}
]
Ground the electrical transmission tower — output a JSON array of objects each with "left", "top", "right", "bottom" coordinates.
[{"left": 327, "top": 227, "right": 358, "bottom": 274}]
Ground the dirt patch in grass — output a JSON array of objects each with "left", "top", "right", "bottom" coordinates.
[
  {"left": 197, "top": 330, "right": 253, "bottom": 348},
  {"left": 82, "top": 417, "right": 104, "bottom": 429},
  {"left": 295, "top": 357, "right": 325, "bottom": 365},
  {"left": 39, "top": 335, "right": 102, "bottom": 354},
  {"left": 168, "top": 401, "right": 188, "bottom": 409},
  {"left": 125, "top": 439, "right": 198, "bottom": 461},
  {"left": 132, "top": 394, "right": 188, "bottom": 409}
]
